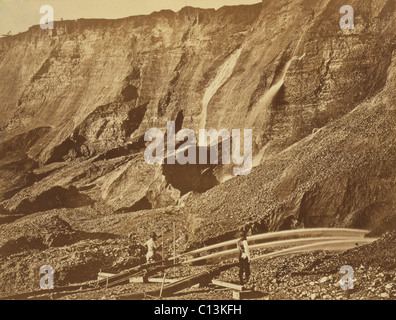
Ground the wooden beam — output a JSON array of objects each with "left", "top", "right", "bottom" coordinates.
[
  {"left": 101, "top": 274, "right": 187, "bottom": 285},
  {"left": 129, "top": 277, "right": 145, "bottom": 283},
  {"left": 212, "top": 279, "right": 244, "bottom": 291},
  {"left": 233, "top": 290, "right": 253, "bottom": 300},
  {"left": 129, "top": 277, "right": 181, "bottom": 284},
  {"left": 97, "top": 272, "right": 115, "bottom": 280}
]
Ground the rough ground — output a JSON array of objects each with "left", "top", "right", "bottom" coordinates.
[{"left": 19, "top": 232, "right": 394, "bottom": 300}]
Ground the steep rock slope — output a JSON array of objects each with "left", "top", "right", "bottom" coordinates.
[
  {"left": 0, "top": 4, "right": 263, "bottom": 211},
  {"left": 0, "top": 0, "right": 395, "bottom": 245},
  {"left": 184, "top": 50, "right": 396, "bottom": 245}
]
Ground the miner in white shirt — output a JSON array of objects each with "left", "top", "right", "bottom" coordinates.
[{"left": 144, "top": 232, "right": 160, "bottom": 264}]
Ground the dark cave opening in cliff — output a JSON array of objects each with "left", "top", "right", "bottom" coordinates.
[
  {"left": 159, "top": 110, "right": 220, "bottom": 195},
  {"left": 162, "top": 145, "right": 220, "bottom": 196}
]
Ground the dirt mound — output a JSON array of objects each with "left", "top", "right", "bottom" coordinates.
[
  {"left": 0, "top": 214, "right": 76, "bottom": 254},
  {"left": 3, "top": 186, "right": 94, "bottom": 215},
  {"left": 311, "top": 232, "right": 396, "bottom": 273},
  {"left": 0, "top": 237, "right": 145, "bottom": 296}
]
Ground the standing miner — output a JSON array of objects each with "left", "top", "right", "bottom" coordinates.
[
  {"left": 144, "top": 232, "right": 161, "bottom": 264},
  {"left": 237, "top": 230, "right": 251, "bottom": 285}
]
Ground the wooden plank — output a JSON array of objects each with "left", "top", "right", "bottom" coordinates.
[
  {"left": 233, "top": 290, "right": 253, "bottom": 300},
  {"left": 129, "top": 277, "right": 181, "bottom": 284},
  {"left": 148, "top": 278, "right": 180, "bottom": 284},
  {"left": 129, "top": 277, "right": 145, "bottom": 283},
  {"left": 212, "top": 279, "right": 244, "bottom": 291},
  {"left": 97, "top": 272, "right": 116, "bottom": 280},
  {"left": 128, "top": 277, "right": 200, "bottom": 288}
]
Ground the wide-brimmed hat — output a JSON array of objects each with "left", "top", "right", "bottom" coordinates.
[
  {"left": 150, "top": 232, "right": 158, "bottom": 239},
  {"left": 239, "top": 230, "right": 247, "bottom": 238}
]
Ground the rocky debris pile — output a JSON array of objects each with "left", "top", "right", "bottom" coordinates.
[
  {"left": 59, "top": 205, "right": 192, "bottom": 259},
  {"left": 0, "top": 214, "right": 77, "bottom": 255},
  {"left": 2, "top": 185, "right": 94, "bottom": 215},
  {"left": 0, "top": 212, "right": 146, "bottom": 296},
  {"left": 308, "top": 232, "right": 396, "bottom": 273},
  {"left": 0, "top": 237, "right": 145, "bottom": 296}
]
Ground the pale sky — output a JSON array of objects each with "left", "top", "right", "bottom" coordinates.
[{"left": 0, "top": 0, "right": 261, "bottom": 35}]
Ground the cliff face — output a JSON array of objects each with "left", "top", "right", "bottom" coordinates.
[
  {"left": 0, "top": 4, "right": 261, "bottom": 211},
  {"left": 0, "top": 0, "right": 395, "bottom": 243}
]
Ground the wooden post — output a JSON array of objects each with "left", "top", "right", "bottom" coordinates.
[
  {"left": 173, "top": 223, "right": 176, "bottom": 270},
  {"left": 159, "top": 272, "right": 166, "bottom": 298},
  {"left": 162, "top": 232, "right": 164, "bottom": 266}
]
